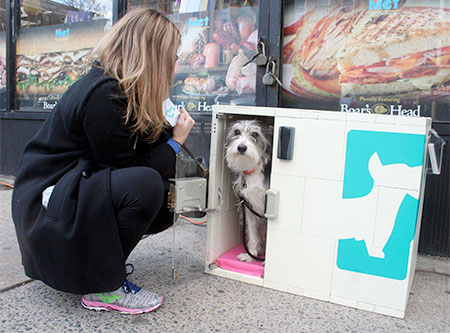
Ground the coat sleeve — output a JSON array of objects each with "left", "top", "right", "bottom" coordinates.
[{"left": 83, "top": 81, "right": 176, "bottom": 178}]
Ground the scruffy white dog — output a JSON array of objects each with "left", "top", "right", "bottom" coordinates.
[{"left": 225, "top": 120, "right": 272, "bottom": 262}]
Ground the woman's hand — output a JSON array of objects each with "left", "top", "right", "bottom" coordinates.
[{"left": 172, "top": 108, "right": 195, "bottom": 146}]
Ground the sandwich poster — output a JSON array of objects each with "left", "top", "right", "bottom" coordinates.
[
  {"left": 282, "top": 0, "right": 450, "bottom": 121},
  {"left": 16, "top": 19, "right": 110, "bottom": 110}
]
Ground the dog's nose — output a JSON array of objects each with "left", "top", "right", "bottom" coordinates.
[{"left": 237, "top": 144, "right": 247, "bottom": 153}]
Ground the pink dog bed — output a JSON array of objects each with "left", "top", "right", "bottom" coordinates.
[{"left": 216, "top": 244, "right": 265, "bottom": 277}]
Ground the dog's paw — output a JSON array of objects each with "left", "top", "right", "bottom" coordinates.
[{"left": 237, "top": 253, "right": 255, "bottom": 262}]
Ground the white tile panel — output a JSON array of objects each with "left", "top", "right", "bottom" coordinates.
[
  {"left": 272, "top": 118, "right": 346, "bottom": 180},
  {"left": 372, "top": 187, "right": 419, "bottom": 252},
  {"left": 318, "top": 111, "right": 346, "bottom": 121},
  {"left": 374, "top": 305, "right": 405, "bottom": 318},
  {"left": 264, "top": 230, "right": 335, "bottom": 296},
  {"left": 299, "top": 110, "right": 320, "bottom": 119},
  {"left": 267, "top": 173, "right": 304, "bottom": 234},
  {"left": 274, "top": 108, "right": 304, "bottom": 118},
  {"left": 286, "top": 285, "right": 305, "bottom": 296},
  {"left": 304, "top": 290, "right": 330, "bottom": 302},
  {"left": 346, "top": 112, "right": 377, "bottom": 123},
  {"left": 394, "top": 115, "right": 428, "bottom": 126},
  {"left": 213, "top": 105, "right": 276, "bottom": 117},
  {"left": 375, "top": 114, "right": 396, "bottom": 124},
  {"left": 330, "top": 295, "right": 357, "bottom": 308},
  {"left": 264, "top": 280, "right": 288, "bottom": 292},
  {"left": 331, "top": 266, "right": 410, "bottom": 312},
  {"left": 368, "top": 155, "right": 423, "bottom": 192},
  {"left": 301, "top": 178, "right": 378, "bottom": 242},
  {"left": 346, "top": 121, "right": 427, "bottom": 136},
  {"left": 239, "top": 273, "right": 265, "bottom": 286},
  {"left": 356, "top": 301, "right": 376, "bottom": 312}
]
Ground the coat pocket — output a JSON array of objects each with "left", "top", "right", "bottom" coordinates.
[{"left": 45, "top": 160, "right": 90, "bottom": 221}]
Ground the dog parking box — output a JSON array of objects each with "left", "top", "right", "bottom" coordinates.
[{"left": 205, "top": 105, "right": 432, "bottom": 318}]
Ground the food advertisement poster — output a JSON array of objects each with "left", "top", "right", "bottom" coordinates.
[
  {"left": 16, "top": 19, "right": 110, "bottom": 110},
  {"left": 170, "top": 4, "right": 259, "bottom": 113},
  {"left": 282, "top": 0, "right": 450, "bottom": 121}
]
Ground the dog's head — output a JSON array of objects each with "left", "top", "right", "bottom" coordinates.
[{"left": 225, "top": 120, "right": 272, "bottom": 173}]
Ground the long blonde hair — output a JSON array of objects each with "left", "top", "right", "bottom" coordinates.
[{"left": 94, "top": 8, "right": 180, "bottom": 142}]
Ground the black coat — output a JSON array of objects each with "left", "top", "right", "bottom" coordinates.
[{"left": 11, "top": 64, "right": 176, "bottom": 294}]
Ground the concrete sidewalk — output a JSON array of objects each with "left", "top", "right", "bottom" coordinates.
[{"left": 1, "top": 186, "right": 449, "bottom": 332}]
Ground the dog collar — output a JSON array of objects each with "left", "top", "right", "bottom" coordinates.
[{"left": 242, "top": 162, "right": 261, "bottom": 175}]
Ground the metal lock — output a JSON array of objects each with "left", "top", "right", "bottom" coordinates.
[
  {"left": 262, "top": 72, "right": 275, "bottom": 85},
  {"left": 254, "top": 41, "right": 267, "bottom": 66},
  {"left": 262, "top": 58, "right": 283, "bottom": 87},
  {"left": 243, "top": 40, "right": 268, "bottom": 67}
]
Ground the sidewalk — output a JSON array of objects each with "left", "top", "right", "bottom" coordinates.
[{"left": 0, "top": 186, "right": 449, "bottom": 332}]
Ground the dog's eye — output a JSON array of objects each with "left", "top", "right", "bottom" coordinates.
[
  {"left": 234, "top": 129, "right": 241, "bottom": 135},
  {"left": 251, "top": 132, "right": 259, "bottom": 139}
]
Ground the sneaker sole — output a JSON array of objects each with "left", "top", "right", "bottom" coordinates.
[{"left": 81, "top": 296, "right": 163, "bottom": 315}]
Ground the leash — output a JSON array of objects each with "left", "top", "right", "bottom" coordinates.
[
  {"left": 239, "top": 195, "right": 266, "bottom": 261},
  {"left": 180, "top": 143, "right": 208, "bottom": 178}
]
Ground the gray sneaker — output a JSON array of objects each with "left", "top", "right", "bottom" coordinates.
[{"left": 81, "top": 268, "right": 163, "bottom": 314}]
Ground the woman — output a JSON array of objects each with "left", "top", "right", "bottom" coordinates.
[{"left": 11, "top": 8, "right": 194, "bottom": 314}]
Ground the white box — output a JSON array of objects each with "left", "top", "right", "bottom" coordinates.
[{"left": 205, "top": 105, "right": 431, "bottom": 318}]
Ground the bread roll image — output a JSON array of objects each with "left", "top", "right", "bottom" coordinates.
[
  {"left": 286, "top": 2, "right": 450, "bottom": 99},
  {"left": 16, "top": 19, "right": 109, "bottom": 97},
  {"left": 336, "top": 7, "right": 450, "bottom": 96}
]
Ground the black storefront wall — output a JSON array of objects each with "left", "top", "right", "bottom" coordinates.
[
  {"left": 419, "top": 121, "right": 450, "bottom": 257},
  {"left": 0, "top": 0, "right": 449, "bottom": 257}
]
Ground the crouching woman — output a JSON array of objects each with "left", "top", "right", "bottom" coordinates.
[{"left": 11, "top": 8, "right": 194, "bottom": 314}]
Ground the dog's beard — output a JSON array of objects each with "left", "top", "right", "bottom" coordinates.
[{"left": 225, "top": 141, "right": 262, "bottom": 173}]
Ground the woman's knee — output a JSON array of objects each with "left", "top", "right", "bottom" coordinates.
[{"left": 111, "top": 167, "right": 165, "bottom": 217}]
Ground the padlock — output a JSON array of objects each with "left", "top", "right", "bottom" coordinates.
[
  {"left": 254, "top": 53, "right": 267, "bottom": 66},
  {"left": 243, "top": 40, "right": 268, "bottom": 67},
  {"left": 262, "top": 73, "right": 275, "bottom": 85},
  {"left": 254, "top": 41, "right": 267, "bottom": 66},
  {"left": 267, "top": 59, "right": 283, "bottom": 87},
  {"left": 263, "top": 59, "right": 275, "bottom": 86}
]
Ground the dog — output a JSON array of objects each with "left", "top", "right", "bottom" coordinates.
[{"left": 225, "top": 120, "right": 272, "bottom": 262}]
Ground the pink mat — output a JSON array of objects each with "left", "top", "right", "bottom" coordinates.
[{"left": 215, "top": 244, "right": 265, "bottom": 277}]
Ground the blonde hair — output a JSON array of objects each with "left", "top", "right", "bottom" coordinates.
[{"left": 94, "top": 8, "right": 180, "bottom": 142}]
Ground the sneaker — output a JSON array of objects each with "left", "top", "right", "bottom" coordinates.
[{"left": 81, "top": 265, "right": 163, "bottom": 314}]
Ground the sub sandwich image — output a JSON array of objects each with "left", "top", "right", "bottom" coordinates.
[
  {"left": 17, "top": 49, "right": 92, "bottom": 96},
  {"left": 16, "top": 20, "right": 108, "bottom": 98},
  {"left": 284, "top": 3, "right": 450, "bottom": 100},
  {"left": 337, "top": 7, "right": 450, "bottom": 97}
]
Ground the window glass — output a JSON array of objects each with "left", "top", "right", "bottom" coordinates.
[
  {"left": 127, "top": 0, "right": 260, "bottom": 111},
  {"left": 16, "top": 0, "right": 113, "bottom": 111},
  {"left": 0, "top": 2, "right": 6, "bottom": 110},
  {"left": 126, "top": 0, "right": 260, "bottom": 174},
  {"left": 281, "top": 0, "right": 450, "bottom": 122}
]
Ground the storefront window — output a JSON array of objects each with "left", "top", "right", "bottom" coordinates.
[
  {"left": 128, "top": 0, "right": 260, "bottom": 112},
  {"left": 16, "top": 0, "right": 113, "bottom": 111},
  {"left": 0, "top": 2, "right": 6, "bottom": 110},
  {"left": 281, "top": 0, "right": 450, "bottom": 122}
]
